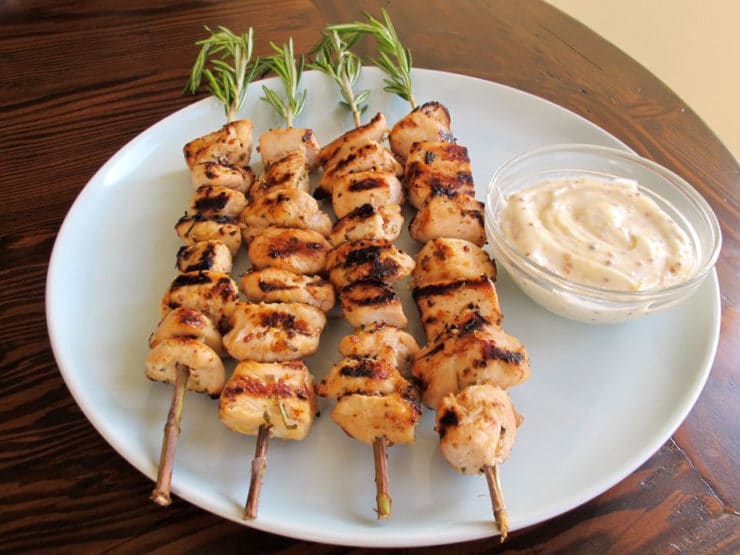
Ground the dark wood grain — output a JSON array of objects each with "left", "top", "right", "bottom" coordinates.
[{"left": 0, "top": 1, "right": 738, "bottom": 553}]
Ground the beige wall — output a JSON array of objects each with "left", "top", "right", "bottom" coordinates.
[{"left": 548, "top": 0, "right": 740, "bottom": 157}]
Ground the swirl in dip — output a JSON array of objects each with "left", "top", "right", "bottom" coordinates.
[{"left": 499, "top": 177, "right": 695, "bottom": 291}]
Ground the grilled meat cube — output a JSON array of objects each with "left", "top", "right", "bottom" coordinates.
[
  {"left": 318, "top": 112, "right": 387, "bottom": 168},
  {"left": 176, "top": 240, "right": 233, "bottom": 274},
  {"left": 331, "top": 170, "right": 404, "bottom": 219},
  {"left": 405, "top": 141, "right": 475, "bottom": 209},
  {"left": 145, "top": 337, "right": 225, "bottom": 396},
  {"left": 149, "top": 307, "right": 225, "bottom": 356},
  {"left": 160, "top": 270, "right": 239, "bottom": 329},
  {"left": 412, "top": 314, "right": 530, "bottom": 408},
  {"left": 189, "top": 185, "right": 247, "bottom": 219},
  {"left": 413, "top": 276, "right": 502, "bottom": 340},
  {"left": 241, "top": 267, "right": 335, "bottom": 312},
  {"left": 175, "top": 214, "right": 242, "bottom": 256},
  {"left": 223, "top": 301, "right": 327, "bottom": 362},
  {"left": 331, "top": 392, "right": 421, "bottom": 445},
  {"left": 330, "top": 204, "right": 404, "bottom": 247},
  {"left": 240, "top": 187, "right": 331, "bottom": 243},
  {"left": 409, "top": 192, "right": 486, "bottom": 246},
  {"left": 248, "top": 226, "right": 331, "bottom": 275},
  {"left": 338, "top": 323, "right": 419, "bottom": 373},
  {"left": 315, "top": 356, "right": 411, "bottom": 398},
  {"left": 389, "top": 101, "right": 453, "bottom": 161},
  {"left": 436, "top": 384, "right": 521, "bottom": 474},
  {"left": 184, "top": 119, "right": 253, "bottom": 169},
  {"left": 249, "top": 150, "right": 310, "bottom": 200},
  {"left": 191, "top": 162, "right": 255, "bottom": 194},
  {"left": 327, "top": 239, "right": 414, "bottom": 289},
  {"left": 412, "top": 237, "right": 496, "bottom": 287},
  {"left": 219, "top": 360, "right": 316, "bottom": 441},
  {"left": 316, "top": 139, "right": 403, "bottom": 198},
  {"left": 339, "top": 280, "right": 408, "bottom": 328},
  {"left": 258, "top": 127, "right": 321, "bottom": 170}
]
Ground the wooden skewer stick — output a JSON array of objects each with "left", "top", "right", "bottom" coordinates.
[
  {"left": 484, "top": 464, "right": 509, "bottom": 542},
  {"left": 373, "top": 436, "right": 391, "bottom": 519},
  {"left": 151, "top": 362, "right": 190, "bottom": 506},
  {"left": 244, "top": 423, "right": 272, "bottom": 520}
]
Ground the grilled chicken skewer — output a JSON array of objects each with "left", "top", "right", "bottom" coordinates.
[
  {"left": 313, "top": 108, "right": 420, "bottom": 518},
  {"left": 215, "top": 45, "right": 330, "bottom": 515},
  {"left": 391, "top": 97, "right": 525, "bottom": 540},
  {"left": 147, "top": 100, "right": 250, "bottom": 505}
]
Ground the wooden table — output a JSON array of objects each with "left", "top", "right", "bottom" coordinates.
[{"left": 1, "top": 1, "right": 737, "bottom": 552}]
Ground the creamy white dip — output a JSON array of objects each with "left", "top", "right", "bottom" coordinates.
[{"left": 500, "top": 177, "right": 695, "bottom": 291}]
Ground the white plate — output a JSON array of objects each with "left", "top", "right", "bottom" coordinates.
[{"left": 46, "top": 68, "right": 720, "bottom": 547}]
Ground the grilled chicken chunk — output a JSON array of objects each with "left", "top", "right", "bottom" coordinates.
[
  {"left": 338, "top": 323, "right": 419, "bottom": 373},
  {"left": 248, "top": 150, "right": 310, "bottom": 200},
  {"left": 413, "top": 275, "right": 502, "bottom": 340},
  {"left": 330, "top": 204, "right": 404, "bottom": 247},
  {"left": 412, "top": 314, "right": 530, "bottom": 408},
  {"left": 389, "top": 102, "right": 453, "bottom": 161},
  {"left": 145, "top": 337, "right": 225, "bottom": 396},
  {"left": 330, "top": 392, "right": 421, "bottom": 445},
  {"left": 175, "top": 214, "right": 242, "bottom": 256},
  {"left": 241, "top": 267, "right": 335, "bottom": 312},
  {"left": 412, "top": 237, "right": 496, "bottom": 287},
  {"left": 223, "top": 301, "right": 327, "bottom": 362},
  {"left": 316, "top": 139, "right": 403, "bottom": 198},
  {"left": 176, "top": 240, "right": 233, "bottom": 274},
  {"left": 219, "top": 360, "right": 316, "bottom": 440},
  {"left": 248, "top": 226, "right": 331, "bottom": 275},
  {"left": 436, "top": 384, "right": 521, "bottom": 474},
  {"left": 189, "top": 185, "right": 247, "bottom": 219},
  {"left": 339, "top": 280, "right": 408, "bottom": 328},
  {"left": 327, "top": 239, "right": 415, "bottom": 289},
  {"left": 184, "top": 119, "right": 253, "bottom": 169},
  {"left": 315, "top": 356, "right": 411, "bottom": 398},
  {"left": 191, "top": 162, "right": 255, "bottom": 194},
  {"left": 149, "top": 307, "right": 225, "bottom": 356},
  {"left": 258, "top": 127, "right": 321, "bottom": 171},
  {"left": 409, "top": 192, "right": 486, "bottom": 246},
  {"left": 240, "top": 187, "right": 331, "bottom": 243},
  {"left": 160, "top": 271, "right": 240, "bottom": 330},
  {"left": 331, "top": 170, "right": 404, "bottom": 219},
  {"left": 405, "top": 141, "right": 475, "bottom": 209},
  {"left": 318, "top": 112, "right": 387, "bottom": 167}
]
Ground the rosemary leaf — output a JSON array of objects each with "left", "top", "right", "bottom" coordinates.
[
  {"left": 260, "top": 38, "right": 306, "bottom": 127},
  {"left": 185, "top": 25, "right": 259, "bottom": 122},
  {"left": 308, "top": 29, "right": 369, "bottom": 127},
  {"left": 327, "top": 8, "right": 416, "bottom": 108}
]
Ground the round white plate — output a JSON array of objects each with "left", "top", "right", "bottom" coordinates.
[{"left": 46, "top": 68, "right": 720, "bottom": 547}]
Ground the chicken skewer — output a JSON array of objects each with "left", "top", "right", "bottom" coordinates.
[
  {"left": 216, "top": 41, "right": 332, "bottom": 519},
  {"left": 147, "top": 26, "right": 260, "bottom": 507},
  {"left": 310, "top": 29, "right": 423, "bottom": 519},
  {"left": 399, "top": 120, "right": 521, "bottom": 539},
  {"left": 148, "top": 147, "right": 244, "bottom": 504}
]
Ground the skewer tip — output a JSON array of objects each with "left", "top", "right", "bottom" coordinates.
[
  {"left": 244, "top": 423, "right": 271, "bottom": 520},
  {"left": 150, "top": 490, "right": 172, "bottom": 507},
  {"left": 484, "top": 464, "right": 509, "bottom": 542},
  {"left": 373, "top": 436, "right": 392, "bottom": 520}
]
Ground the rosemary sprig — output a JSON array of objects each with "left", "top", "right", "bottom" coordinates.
[
  {"left": 260, "top": 39, "right": 307, "bottom": 127},
  {"left": 308, "top": 29, "right": 369, "bottom": 127},
  {"left": 185, "top": 26, "right": 260, "bottom": 122},
  {"left": 328, "top": 9, "right": 416, "bottom": 109}
]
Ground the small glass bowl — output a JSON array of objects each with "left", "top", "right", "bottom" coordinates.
[{"left": 484, "top": 144, "right": 721, "bottom": 324}]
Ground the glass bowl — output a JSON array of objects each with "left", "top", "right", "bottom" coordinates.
[{"left": 484, "top": 144, "right": 722, "bottom": 323}]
